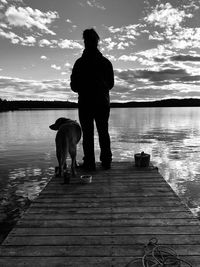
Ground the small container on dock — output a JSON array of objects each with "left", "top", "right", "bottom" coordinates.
[
  {"left": 134, "top": 151, "right": 150, "bottom": 167},
  {"left": 80, "top": 175, "right": 92, "bottom": 184}
]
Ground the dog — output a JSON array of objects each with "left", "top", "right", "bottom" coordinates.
[{"left": 49, "top": 117, "right": 82, "bottom": 183}]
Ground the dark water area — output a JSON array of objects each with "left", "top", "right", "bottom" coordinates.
[{"left": 1, "top": 107, "right": 200, "bottom": 243}]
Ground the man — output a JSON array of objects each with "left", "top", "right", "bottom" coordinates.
[{"left": 70, "top": 28, "right": 114, "bottom": 170}]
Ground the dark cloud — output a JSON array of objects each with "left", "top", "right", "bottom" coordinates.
[
  {"left": 178, "top": 91, "right": 200, "bottom": 98},
  {"left": 112, "top": 85, "right": 131, "bottom": 94},
  {"left": 128, "top": 88, "right": 177, "bottom": 98},
  {"left": 115, "top": 68, "right": 188, "bottom": 83},
  {"left": 179, "top": 75, "right": 200, "bottom": 82},
  {"left": 154, "top": 57, "right": 165, "bottom": 62},
  {"left": 135, "top": 69, "right": 187, "bottom": 81},
  {"left": 171, "top": 55, "right": 200, "bottom": 62}
]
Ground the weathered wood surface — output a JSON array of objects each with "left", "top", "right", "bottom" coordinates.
[{"left": 0, "top": 161, "right": 200, "bottom": 266}]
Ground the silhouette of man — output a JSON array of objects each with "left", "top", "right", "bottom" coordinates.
[{"left": 70, "top": 28, "right": 114, "bottom": 170}]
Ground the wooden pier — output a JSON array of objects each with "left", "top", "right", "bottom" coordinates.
[{"left": 0, "top": 161, "right": 200, "bottom": 266}]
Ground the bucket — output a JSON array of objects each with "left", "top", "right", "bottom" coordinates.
[
  {"left": 80, "top": 175, "right": 92, "bottom": 184},
  {"left": 134, "top": 151, "right": 150, "bottom": 168}
]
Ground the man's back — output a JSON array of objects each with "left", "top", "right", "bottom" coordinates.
[{"left": 70, "top": 48, "right": 114, "bottom": 106}]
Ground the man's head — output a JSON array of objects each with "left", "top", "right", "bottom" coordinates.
[{"left": 83, "top": 28, "right": 100, "bottom": 49}]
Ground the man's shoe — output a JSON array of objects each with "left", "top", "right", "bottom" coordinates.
[
  {"left": 78, "top": 162, "right": 96, "bottom": 171},
  {"left": 101, "top": 161, "right": 111, "bottom": 170}
]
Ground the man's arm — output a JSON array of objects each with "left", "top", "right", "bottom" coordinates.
[
  {"left": 106, "top": 60, "right": 114, "bottom": 90},
  {"left": 70, "top": 61, "right": 80, "bottom": 93}
]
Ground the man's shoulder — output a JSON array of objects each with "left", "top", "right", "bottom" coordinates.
[
  {"left": 74, "top": 57, "right": 82, "bottom": 64},
  {"left": 101, "top": 55, "right": 112, "bottom": 66}
]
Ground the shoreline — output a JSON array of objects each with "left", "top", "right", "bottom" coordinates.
[
  {"left": 2, "top": 105, "right": 200, "bottom": 113},
  {"left": 1, "top": 98, "right": 200, "bottom": 112}
]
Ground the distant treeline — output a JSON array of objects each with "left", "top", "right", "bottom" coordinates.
[
  {"left": 1, "top": 98, "right": 200, "bottom": 112},
  {"left": 0, "top": 99, "right": 77, "bottom": 111},
  {"left": 111, "top": 98, "right": 200, "bottom": 108}
]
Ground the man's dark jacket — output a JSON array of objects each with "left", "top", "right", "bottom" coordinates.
[{"left": 70, "top": 48, "right": 114, "bottom": 106}]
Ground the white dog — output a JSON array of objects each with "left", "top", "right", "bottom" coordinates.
[{"left": 49, "top": 117, "right": 82, "bottom": 182}]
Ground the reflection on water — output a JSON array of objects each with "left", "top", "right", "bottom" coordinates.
[
  {"left": 110, "top": 107, "right": 200, "bottom": 217},
  {"left": 0, "top": 107, "right": 200, "bottom": 238}
]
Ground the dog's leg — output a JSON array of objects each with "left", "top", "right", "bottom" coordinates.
[
  {"left": 71, "top": 156, "right": 76, "bottom": 177},
  {"left": 59, "top": 154, "right": 69, "bottom": 184},
  {"left": 75, "top": 160, "right": 79, "bottom": 167},
  {"left": 56, "top": 149, "right": 62, "bottom": 177},
  {"left": 69, "top": 146, "right": 77, "bottom": 177}
]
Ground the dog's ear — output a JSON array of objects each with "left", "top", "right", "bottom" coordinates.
[{"left": 49, "top": 117, "right": 70, "bottom": 130}]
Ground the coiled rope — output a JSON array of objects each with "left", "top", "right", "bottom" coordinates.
[{"left": 125, "top": 238, "right": 192, "bottom": 267}]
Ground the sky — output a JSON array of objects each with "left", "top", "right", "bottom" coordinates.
[{"left": 1, "top": 0, "right": 200, "bottom": 102}]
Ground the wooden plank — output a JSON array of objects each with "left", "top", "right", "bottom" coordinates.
[
  {"left": 1, "top": 244, "right": 200, "bottom": 256},
  {"left": 0, "top": 257, "right": 113, "bottom": 267},
  {"left": 33, "top": 199, "right": 182, "bottom": 204},
  {"left": 0, "top": 256, "right": 199, "bottom": 267},
  {"left": 21, "top": 211, "right": 194, "bottom": 220},
  {"left": 4, "top": 234, "right": 200, "bottom": 246},
  {"left": 26, "top": 206, "right": 189, "bottom": 213},
  {"left": 16, "top": 218, "right": 199, "bottom": 228},
  {"left": 10, "top": 225, "right": 200, "bottom": 236}
]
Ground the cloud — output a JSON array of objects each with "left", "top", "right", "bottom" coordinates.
[
  {"left": 136, "top": 46, "right": 174, "bottom": 66},
  {"left": 86, "top": 0, "right": 105, "bottom": 10},
  {"left": 0, "top": 27, "right": 35, "bottom": 45},
  {"left": 0, "top": 5, "right": 82, "bottom": 49},
  {"left": 144, "top": 3, "right": 192, "bottom": 29},
  {"left": 0, "top": 75, "right": 77, "bottom": 101},
  {"left": 105, "top": 54, "right": 117, "bottom": 61},
  {"left": 65, "top": 18, "right": 77, "bottom": 31},
  {"left": 64, "top": 62, "right": 71, "bottom": 68},
  {"left": 40, "top": 55, "right": 47, "bottom": 60},
  {"left": 118, "top": 55, "right": 137, "bottom": 61},
  {"left": 154, "top": 57, "right": 165, "bottom": 63},
  {"left": 104, "top": 24, "right": 141, "bottom": 51},
  {"left": 117, "top": 41, "right": 129, "bottom": 50},
  {"left": 143, "top": 2, "right": 200, "bottom": 52},
  {"left": 66, "top": 19, "right": 72, "bottom": 23},
  {"left": 111, "top": 66, "right": 200, "bottom": 102},
  {"left": 1, "top": 70, "right": 200, "bottom": 102},
  {"left": 38, "top": 39, "right": 52, "bottom": 47},
  {"left": 0, "top": 28, "right": 20, "bottom": 43},
  {"left": 100, "top": 26, "right": 137, "bottom": 52},
  {"left": 107, "top": 24, "right": 141, "bottom": 40},
  {"left": 58, "top": 39, "right": 83, "bottom": 49},
  {"left": 110, "top": 83, "right": 179, "bottom": 102},
  {"left": 21, "top": 35, "right": 36, "bottom": 45},
  {"left": 115, "top": 68, "right": 189, "bottom": 84},
  {"left": 107, "top": 26, "right": 122, "bottom": 33},
  {"left": 179, "top": 73, "right": 200, "bottom": 83},
  {"left": 5, "top": 5, "right": 58, "bottom": 35},
  {"left": 170, "top": 55, "right": 200, "bottom": 62},
  {"left": 0, "top": 22, "right": 9, "bottom": 29},
  {"left": 101, "top": 37, "right": 117, "bottom": 51},
  {"left": 51, "top": 64, "right": 61, "bottom": 71},
  {"left": 38, "top": 38, "right": 83, "bottom": 49},
  {"left": 0, "top": 0, "right": 8, "bottom": 8},
  {"left": 61, "top": 72, "right": 67, "bottom": 75}
]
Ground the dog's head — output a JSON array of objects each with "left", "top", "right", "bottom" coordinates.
[{"left": 49, "top": 117, "right": 72, "bottom": 131}]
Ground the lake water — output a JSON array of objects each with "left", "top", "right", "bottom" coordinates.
[{"left": 1, "top": 107, "right": 200, "bottom": 233}]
